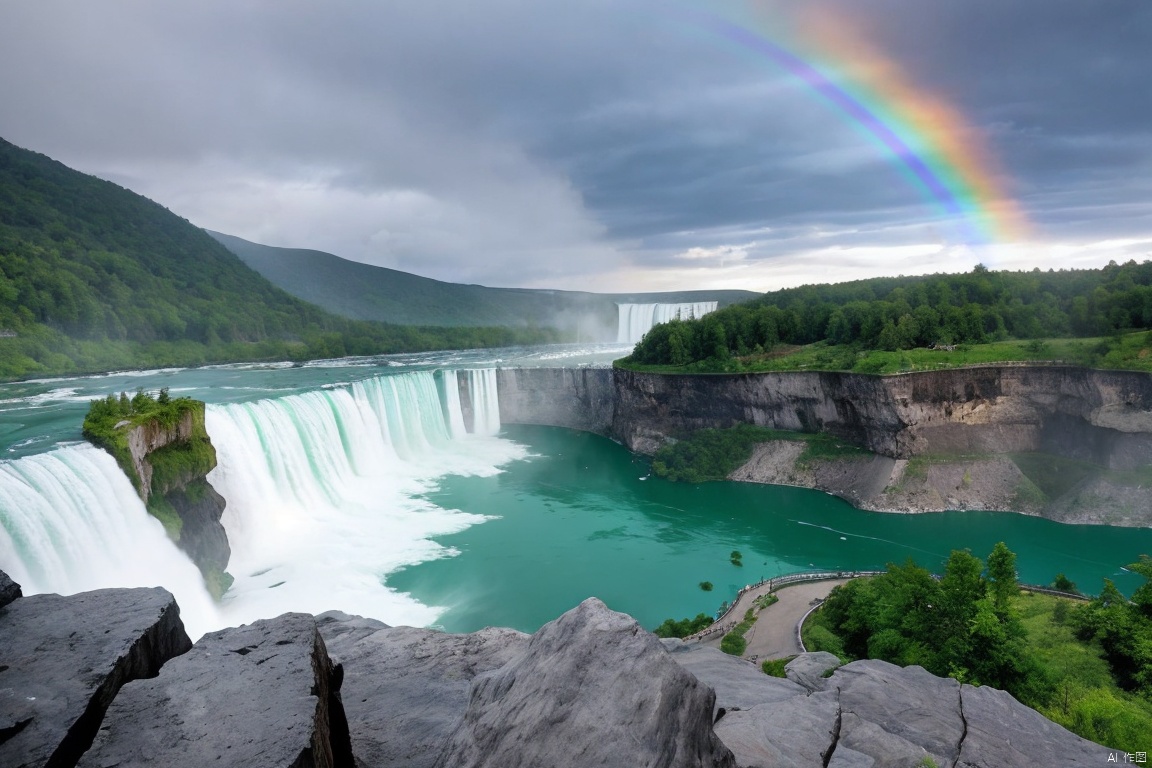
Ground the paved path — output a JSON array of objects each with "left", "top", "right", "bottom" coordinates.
[{"left": 701, "top": 578, "right": 849, "bottom": 661}]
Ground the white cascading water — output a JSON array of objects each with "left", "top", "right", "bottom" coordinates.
[
  {"left": 0, "top": 368, "right": 512, "bottom": 637},
  {"left": 616, "top": 302, "right": 718, "bottom": 344},
  {"left": 205, "top": 369, "right": 519, "bottom": 629},
  {"left": 439, "top": 370, "right": 468, "bottom": 439},
  {"left": 0, "top": 444, "right": 219, "bottom": 638},
  {"left": 467, "top": 368, "right": 501, "bottom": 436}
]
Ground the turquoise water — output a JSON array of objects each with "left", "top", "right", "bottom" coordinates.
[{"left": 388, "top": 425, "right": 1152, "bottom": 633}]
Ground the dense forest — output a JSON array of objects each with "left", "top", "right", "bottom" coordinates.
[
  {"left": 623, "top": 262, "right": 1152, "bottom": 371},
  {"left": 805, "top": 548, "right": 1152, "bottom": 751},
  {"left": 0, "top": 137, "right": 558, "bottom": 379}
]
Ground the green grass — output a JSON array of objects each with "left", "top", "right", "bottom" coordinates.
[
  {"left": 618, "top": 333, "right": 1152, "bottom": 376},
  {"left": 82, "top": 391, "right": 207, "bottom": 494},
  {"left": 651, "top": 423, "right": 868, "bottom": 483},
  {"left": 761, "top": 655, "right": 796, "bottom": 678}
]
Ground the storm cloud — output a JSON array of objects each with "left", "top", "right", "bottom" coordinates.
[{"left": 1, "top": 0, "right": 1149, "bottom": 291}]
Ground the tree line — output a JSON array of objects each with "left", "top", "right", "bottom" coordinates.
[
  {"left": 627, "top": 262, "right": 1152, "bottom": 367},
  {"left": 0, "top": 137, "right": 558, "bottom": 379}
]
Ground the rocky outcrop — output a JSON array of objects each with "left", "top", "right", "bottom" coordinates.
[
  {"left": 316, "top": 611, "right": 530, "bottom": 768},
  {"left": 433, "top": 598, "right": 736, "bottom": 768},
  {"left": 0, "top": 568, "right": 19, "bottom": 608},
  {"left": 0, "top": 571, "right": 1126, "bottom": 768},
  {"left": 80, "top": 612, "right": 352, "bottom": 768},
  {"left": 118, "top": 401, "right": 231, "bottom": 593},
  {"left": 500, "top": 366, "right": 1152, "bottom": 524},
  {"left": 0, "top": 582, "right": 191, "bottom": 768},
  {"left": 664, "top": 644, "right": 1118, "bottom": 767}
]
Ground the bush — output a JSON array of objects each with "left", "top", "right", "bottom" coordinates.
[
  {"left": 720, "top": 633, "right": 748, "bottom": 656},
  {"left": 699, "top": 581, "right": 713, "bottom": 591},
  {"left": 652, "top": 613, "right": 714, "bottom": 639}
]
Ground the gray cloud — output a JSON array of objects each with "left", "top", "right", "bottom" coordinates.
[{"left": 1, "top": 0, "right": 1150, "bottom": 290}]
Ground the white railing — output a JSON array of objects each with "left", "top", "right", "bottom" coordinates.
[{"left": 683, "top": 570, "right": 885, "bottom": 641}]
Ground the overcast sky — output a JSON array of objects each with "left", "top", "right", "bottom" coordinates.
[{"left": 2, "top": 0, "right": 1150, "bottom": 293}]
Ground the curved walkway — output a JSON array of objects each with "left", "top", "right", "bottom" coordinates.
[{"left": 700, "top": 578, "right": 849, "bottom": 661}]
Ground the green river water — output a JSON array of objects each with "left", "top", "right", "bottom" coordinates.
[{"left": 388, "top": 425, "right": 1152, "bottom": 634}]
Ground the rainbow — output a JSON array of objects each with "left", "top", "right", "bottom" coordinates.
[{"left": 683, "top": 6, "right": 1029, "bottom": 246}]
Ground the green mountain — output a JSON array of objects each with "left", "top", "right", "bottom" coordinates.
[
  {"left": 0, "top": 137, "right": 561, "bottom": 379},
  {"left": 207, "top": 231, "right": 760, "bottom": 338}
]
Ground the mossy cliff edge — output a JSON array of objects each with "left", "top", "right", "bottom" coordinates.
[{"left": 83, "top": 391, "right": 232, "bottom": 598}]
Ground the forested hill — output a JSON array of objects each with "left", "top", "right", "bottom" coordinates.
[
  {"left": 208, "top": 231, "right": 759, "bottom": 334},
  {"left": 624, "top": 262, "right": 1152, "bottom": 372},
  {"left": 0, "top": 137, "right": 559, "bottom": 379}
]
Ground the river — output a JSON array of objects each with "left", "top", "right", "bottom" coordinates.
[{"left": 1, "top": 344, "right": 1149, "bottom": 639}]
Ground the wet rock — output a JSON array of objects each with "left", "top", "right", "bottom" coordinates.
[
  {"left": 0, "top": 587, "right": 190, "bottom": 768},
  {"left": 434, "top": 598, "right": 735, "bottom": 768},
  {"left": 79, "top": 612, "right": 351, "bottom": 768},
  {"left": 317, "top": 611, "right": 528, "bottom": 768}
]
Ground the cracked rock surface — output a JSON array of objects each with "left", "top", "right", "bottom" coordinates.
[
  {"left": 317, "top": 611, "right": 529, "bottom": 768},
  {"left": 79, "top": 612, "right": 352, "bottom": 768},
  {"left": 0, "top": 585, "right": 190, "bottom": 768},
  {"left": 670, "top": 652, "right": 1120, "bottom": 767}
]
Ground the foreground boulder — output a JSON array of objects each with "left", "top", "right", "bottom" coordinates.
[
  {"left": 666, "top": 648, "right": 1119, "bottom": 767},
  {"left": 79, "top": 612, "right": 352, "bottom": 768},
  {"left": 318, "top": 611, "right": 529, "bottom": 768},
  {"left": 434, "top": 598, "right": 735, "bottom": 768},
  {"left": 0, "top": 584, "right": 190, "bottom": 768}
]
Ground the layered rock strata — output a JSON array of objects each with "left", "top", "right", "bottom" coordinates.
[{"left": 498, "top": 366, "right": 1152, "bottom": 524}]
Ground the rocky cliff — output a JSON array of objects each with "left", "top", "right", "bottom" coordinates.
[
  {"left": 499, "top": 366, "right": 1152, "bottom": 525},
  {"left": 97, "top": 400, "right": 232, "bottom": 596},
  {"left": 0, "top": 570, "right": 1121, "bottom": 767}
]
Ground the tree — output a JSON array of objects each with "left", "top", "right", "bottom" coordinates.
[{"left": 987, "top": 541, "right": 1018, "bottom": 617}]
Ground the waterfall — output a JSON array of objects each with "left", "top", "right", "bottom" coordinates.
[
  {"left": 205, "top": 369, "right": 523, "bottom": 629},
  {"left": 0, "top": 444, "right": 219, "bottom": 638},
  {"left": 467, "top": 368, "right": 501, "bottom": 436},
  {"left": 439, "top": 370, "right": 468, "bottom": 439},
  {"left": 616, "top": 302, "right": 719, "bottom": 344},
  {"left": 0, "top": 367, "right": 516, "bottom": 635}
]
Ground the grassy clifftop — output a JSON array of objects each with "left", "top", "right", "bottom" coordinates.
[{"left": 82, "top": 389, "right": 212, "bottom": 533}]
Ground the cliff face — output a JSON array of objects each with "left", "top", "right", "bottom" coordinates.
[
  {"left": 496, "top": 367, "right": 615, "bottom": 435},
  {"left": 500, "top": 366, "right": 1152, "bottom": 525},
  {"left": 609, "top": 366, "right": 1152, "bottom": 464},
  {"left": 120, "top": 402, "right": 231, "bottom": 594}
]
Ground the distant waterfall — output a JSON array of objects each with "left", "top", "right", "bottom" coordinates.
[
  {"left": 204, "top": 368, "right": 521, "bottom": 629},
  {"left": 616, "top": 302, "right": 718, "bottom": 344},
  {"left": 0, "top": 444, "right": 219, "bottom": 637}
]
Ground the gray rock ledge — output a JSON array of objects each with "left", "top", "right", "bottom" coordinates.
[
  {"left": 79, "top": 612, "right": 352, "bottom": 768},
  {"left": 0, "top": 585, "right": 190, "bottom": 768}
]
